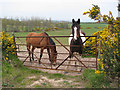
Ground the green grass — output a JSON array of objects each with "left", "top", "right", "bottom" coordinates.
[
  {"left": 80, "top": 23, "right": 107, "bottom": 35},
  {"left": 47, "top": 73, "right": 67, "bottom": 80},
  {"left": 2, "top": 53, "right": 42, "bottom": 88},
  {"left": 12, "top": 23, "right": 107, "bottom": 36},
  {"left": 9, "top": 23, "right": 107, "bottom": 45},
  {"left": 82, "top": 69, "right": 110, "bottom": 88}
]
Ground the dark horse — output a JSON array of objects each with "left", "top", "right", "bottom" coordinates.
[
  {"left": 26, "top": 32, "right": 57, "bottom": 65},
  {"left": 69, "top": 18, "right": 86, "bottom": 58}
]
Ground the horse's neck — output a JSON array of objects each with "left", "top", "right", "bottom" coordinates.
[{"left": 49, "top": 44, "right": 56, "bottom": 53}]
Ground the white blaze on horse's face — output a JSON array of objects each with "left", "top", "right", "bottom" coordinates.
[{"left": 74, "top": 27, "right": 77, "bottom": 40}]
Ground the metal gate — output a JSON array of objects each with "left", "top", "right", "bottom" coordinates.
[{"left": 13, "top": 34, "right": 97, "bottom": 73}]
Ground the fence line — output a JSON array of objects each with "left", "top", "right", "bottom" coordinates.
[{"left": 16, "top": 35, "right": 97, "bottom": 38}]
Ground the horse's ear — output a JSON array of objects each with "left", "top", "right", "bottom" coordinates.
[
  {"left": 77, "top": 19, "right": 80, "bottom": 24},
  {"left": 72, "top": 19, "right": 75, "bottom": 23}
]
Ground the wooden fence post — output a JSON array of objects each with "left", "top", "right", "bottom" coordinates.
[
  {"left": 12, "top": 32, "right": 17, "bottom": 56},
  {"left": 98, "top": 40, "right": 101, "bottom": 59},
  {"left": 95, "top": 36, "right": 98, "bottom": 70}
]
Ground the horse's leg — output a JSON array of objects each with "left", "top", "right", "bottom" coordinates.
[
  {"left": 75, "top": 52, "right": 78, "bottom": 71},
  {"left": 69, "top": 51, "right": 73, "bottom": 58},
  {"left": 39, "top": 48, "right": 44, "bottom": 64},
  {"left": 47, "top": 48, "right": 52, "bottom": 68},
  {"left": 72, "top": 52, "right": 78, "bottom": 71},
  {"left": 78, "top": 53, "right": 82, "bottom": 72},
  {"left": 64, "top": 52, "right": 73, "bottom": 73},
  {"left": 47, "top": 48, "right": 51, "bottom": 63},
  {"left": 66, "top": 58, "right": 71, "bottom": 71},
  {"left": 27, "top": 44, "right": 31, "bottom": 62},
  {"left": 32, "top": 46, "right": 35, "bottom": 61}
]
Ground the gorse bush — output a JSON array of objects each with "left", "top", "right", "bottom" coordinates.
[
  {"left": 83, "top": 4, "right": 120, "bottom": 84},
  {"left": 83, "top": 4, "right": 100, "bottom": 20},
  {"left": 84, "top": 36, "right": 97, "bottom": 56},
  {"left": 99, "top": 18, "right": 120, "bottom": 79},
  {"left": 1, "top": 31, "right": 16, "bottom": 61}
]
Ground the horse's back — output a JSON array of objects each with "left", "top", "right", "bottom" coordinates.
[{"left": 26, "top": 32, "right": 48, "bottom": 48}]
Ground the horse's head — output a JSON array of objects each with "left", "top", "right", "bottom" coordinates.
[
  {"left": 72, "top": 18, "right": 80, "bottom": 40},
  {"left": 50, "top": 50, "right": 57, "bottom": 66}
]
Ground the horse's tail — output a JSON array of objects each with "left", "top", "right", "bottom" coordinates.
[{"left": 26, "top": 33, "right": 33, "bottom": 51}]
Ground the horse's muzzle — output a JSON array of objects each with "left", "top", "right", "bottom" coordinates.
[
  {"left": 53, "top": 64, "right": 56, "bottom": 66},
  {"left": 52, "top": 62, "right": 57, "bottom": 66}
]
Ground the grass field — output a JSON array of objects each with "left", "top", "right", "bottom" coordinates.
[
  {"left": 13, "top": 23, "right": 107, "bottom": 36},
  {"left": 10, "top": 23, "right": 107, "bottom": 45}
]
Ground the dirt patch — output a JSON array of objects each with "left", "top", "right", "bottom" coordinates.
[
  {"left": 26, "top": 75, "right": 84, "bottom": 88},
  {"left": 27, "top": 76, "right": 36, "bottom": 79}
]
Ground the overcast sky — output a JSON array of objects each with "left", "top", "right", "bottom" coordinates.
[{"left": 0, "top": 0, "right": 118, "bottom": 22}]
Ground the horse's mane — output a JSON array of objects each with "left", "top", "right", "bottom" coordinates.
[
  {"left": 80, "top": 30, "right": 86, "bottom": 36},
  {"left": 44, "top": 32, "right": 57, "bottom": 52}
]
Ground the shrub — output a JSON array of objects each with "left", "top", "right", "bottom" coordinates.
[
  {"left": 83, "top": 4, "right": 120, "bottom": 87},
  {"left": 83, "top": 4, "right": 100, "bottom": 20},
  {"left": 84, "top": 36, "right": 97, "bottom": 55},
  {"left": 1, "top": 31, "right": 16, "bottom": 61}
]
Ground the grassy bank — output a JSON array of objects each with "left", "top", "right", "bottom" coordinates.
[
  {"left": 2, "top": 54, "right": 84, "bottom": 88},
  {"left": 2, "top": 54, "right": 116, "bottom": 88}
]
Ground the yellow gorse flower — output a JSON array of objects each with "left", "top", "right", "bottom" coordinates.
[
  {"left": 2, "top": 31, "right": 16, "bottom": 61},
  {"left": 95, "top": 69, "right": 103, "bottom": 74},
  {"left": 6, "top": 57, "right": 8, "bottom": 60}
]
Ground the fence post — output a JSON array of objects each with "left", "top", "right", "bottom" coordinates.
[
  {"left": 12, "top": 32, "right": 17, "bottom": 56},
  {"left": 98, "top": 40, "right": 101, "bottom": 59},
  {"left": 97, "top": 38, "right": 101, "bottom": 70},
  {"left": 95, "top": 36, "right": 98, "bottom": 69}
]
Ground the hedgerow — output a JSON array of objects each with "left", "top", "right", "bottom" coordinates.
[{"left": 83, "top": 4, "right": 120, "bottom": 85}]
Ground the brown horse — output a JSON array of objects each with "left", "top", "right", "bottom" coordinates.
[{"left": 26, "top": 32, "right": 57, "bottom": 65}]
